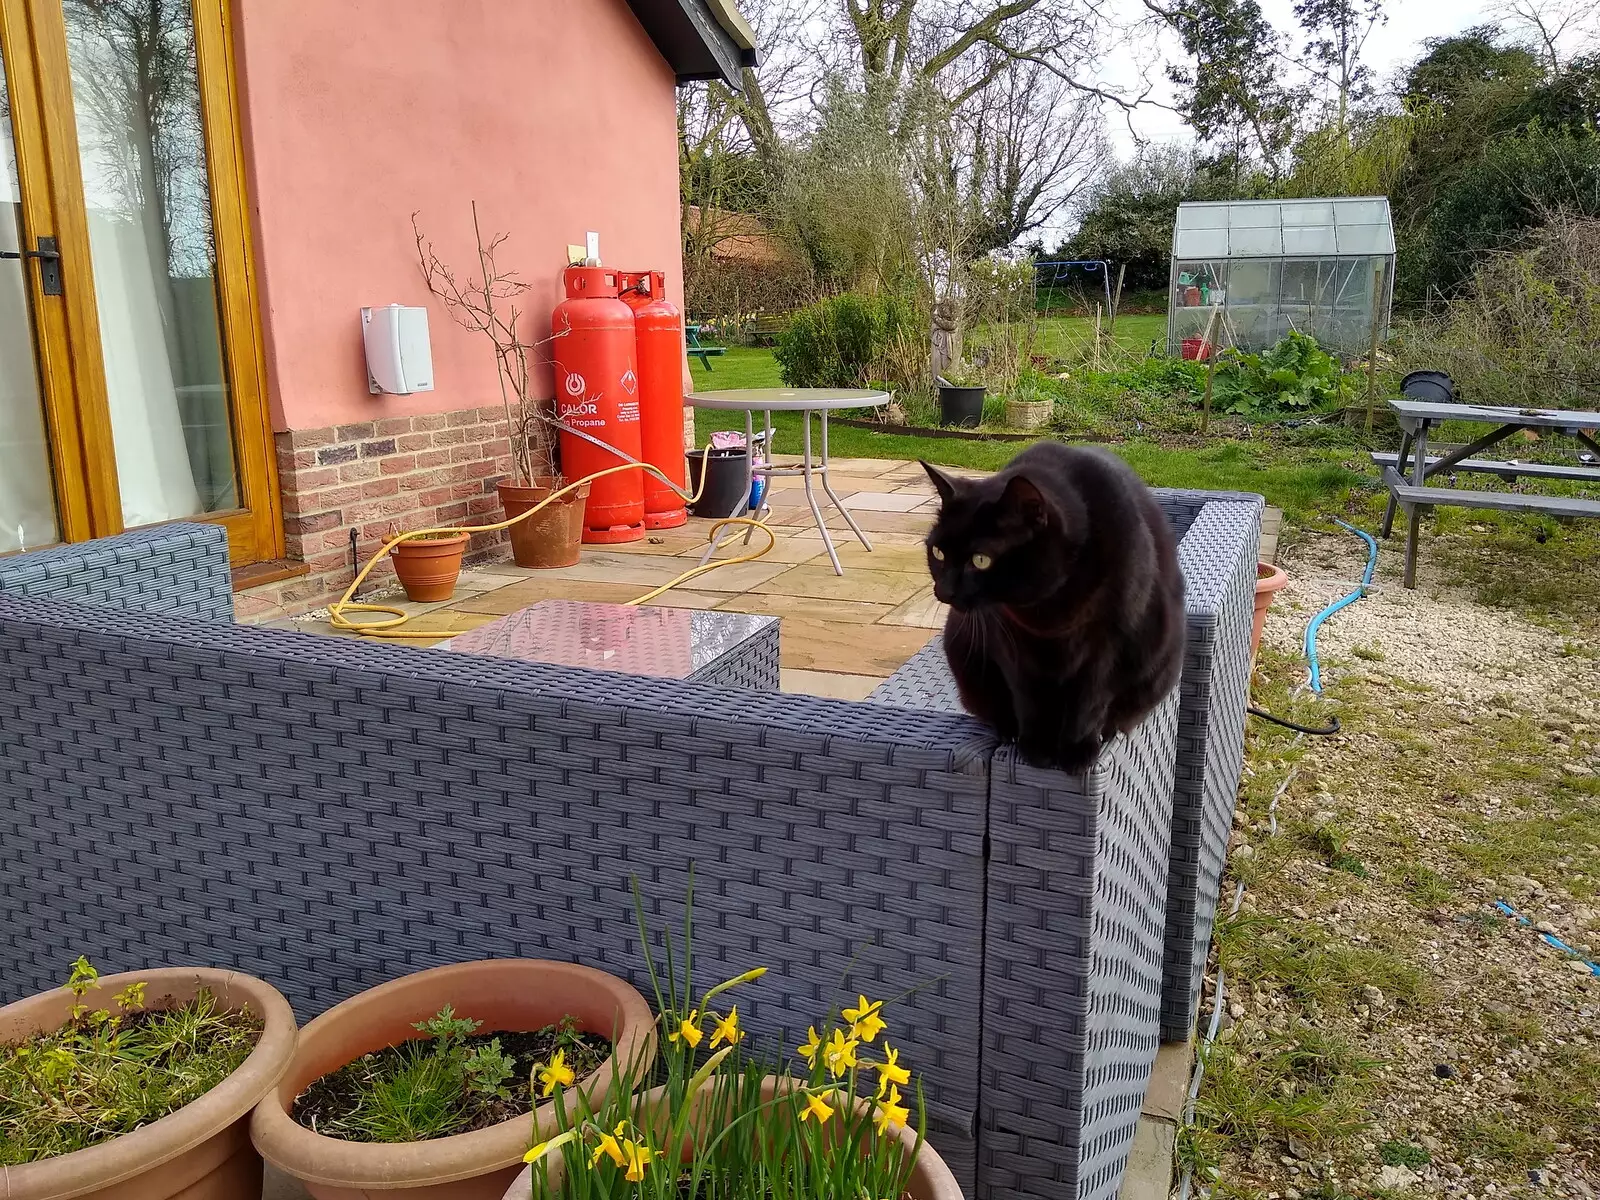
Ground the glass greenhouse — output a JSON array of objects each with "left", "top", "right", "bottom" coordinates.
[{"left": 1168, "top": 197, "right": 1395, "bottom": 359}]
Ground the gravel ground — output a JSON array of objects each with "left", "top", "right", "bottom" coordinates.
[{"left": 1193, "top": 527, "right": 1599, "bottom": 1200}]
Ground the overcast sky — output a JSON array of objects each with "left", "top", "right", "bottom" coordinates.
[{"left": 1100, "top": 0, "right": 1497, "bottom": 156}]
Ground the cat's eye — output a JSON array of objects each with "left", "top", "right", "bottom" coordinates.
[
  {"left": 930, "top": 545, "right": 945, "bottom": 561},
  {"left": 971, "top": 553, "right": 993, "bottom": 570}
]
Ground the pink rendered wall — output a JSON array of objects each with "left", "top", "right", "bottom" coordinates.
[{"left": 232, "top": 0, "right": 687, "bottom": 431}]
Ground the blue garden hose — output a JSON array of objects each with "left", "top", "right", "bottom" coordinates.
[{"left": 1303, "top": 518, "right": 1379, "bottom": 694}]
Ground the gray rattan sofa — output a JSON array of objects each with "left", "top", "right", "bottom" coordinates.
[{"left": 0, "top": 493, "right": 1257, "bottom": 1200}]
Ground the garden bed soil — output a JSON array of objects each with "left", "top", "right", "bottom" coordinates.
[{"left": 292, "top": 1026, "right": 609, "bottom": 1141}]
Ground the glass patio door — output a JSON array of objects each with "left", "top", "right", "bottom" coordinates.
[{"left": 0, "top": 0, "right": 282, "bottom": 564}]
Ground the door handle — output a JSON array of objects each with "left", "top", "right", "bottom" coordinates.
[{"left": 0, "top": 236, "right": 63, "bottom": 295}]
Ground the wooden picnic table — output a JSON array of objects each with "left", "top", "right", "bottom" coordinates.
[{"left": 1378, "top": 398, "right": 1600, "bottom": 588}]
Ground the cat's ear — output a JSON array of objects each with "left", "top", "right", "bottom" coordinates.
[
  {"left": 920, "top": 460, "right": 959, "bottom": 503},
  {"left": 1001, "top": 474, "right": 1052, "bottom": 527}
]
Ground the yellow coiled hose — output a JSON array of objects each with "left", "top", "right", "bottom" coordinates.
[{"left": 326, "top": 450, "right": 773, "bottom": 639}]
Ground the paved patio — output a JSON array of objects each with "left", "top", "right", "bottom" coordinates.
[
  {"left": 270, "top": 456, "right": 1281, "bottom": 702},
  {"left": 273, "top": 457, "right": 954, "bottom": 697}
]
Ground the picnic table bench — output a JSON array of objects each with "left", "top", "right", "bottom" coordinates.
[
  {"left": 687, "top": 323, "right": 726, "bottom": 369},
  {"left": 1379, "top": 398, "right": 1600, "bottom": 587}
]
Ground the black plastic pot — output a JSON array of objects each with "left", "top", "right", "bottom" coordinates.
[
  {"left": 686, "top": 449, "right": 750, "bottom": 519},
  {"left": 1399, "top": 370, "right": 1456, "bottom": 405},
  {"left": 938, "top": 385, "right": 985, "bottom": 428}
]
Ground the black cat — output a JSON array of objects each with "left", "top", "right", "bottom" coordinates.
[{"left": 921, "top": 441, "right": 1184, "bottom": 772}]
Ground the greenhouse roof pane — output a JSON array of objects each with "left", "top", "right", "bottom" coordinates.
[
  {"left": 1173, "top": 228, "right": 1229, "bottom": 258},
  {"left": 1230, "top": 225, "right": 1283, "bottom": 256},
  {"left": 1283, "top": 201, "right": 1335, "bottom": 225},
  {"left": 1229, "top": 202, "right": 1281, "bottom": 228},
  {"left": 1172, "top": 196, "right": 1393, "bottom": 258},
  {"left": 1283, "top": 225, "right": 1338, "bottom": 254},
  {"left": 1337, "top": 222, "right": 1396, "bottom": 254}
]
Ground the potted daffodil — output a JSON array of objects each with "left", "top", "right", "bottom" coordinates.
[{"left": 504, "top": 876, "right": 964, "bottom": 1200}]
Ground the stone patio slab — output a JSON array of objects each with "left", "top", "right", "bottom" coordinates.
[{"left": 753, "top": 564, "right": 927, "bottom": 605}]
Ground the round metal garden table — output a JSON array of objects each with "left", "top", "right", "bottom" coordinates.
[{"left": 685, "top": 387, "right": 890, "bottom": 575}]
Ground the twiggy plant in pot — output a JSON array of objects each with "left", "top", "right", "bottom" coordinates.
[{"left": 415, "top": 205, "right": 588, "bottom": 570}]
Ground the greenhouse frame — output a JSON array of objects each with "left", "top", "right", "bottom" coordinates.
[{"left": 1167, "top": 197, "right": 1396, "bottom": 359}]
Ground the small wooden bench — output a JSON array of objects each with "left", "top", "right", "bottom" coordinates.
[
  {"left": 687, "top": 324, "right": 726, "bottom": 369},
  {"left": 749, "top": 314, "right": 788, "bottom": 346},
  {"left": 1371, "top": 452, "right": 1600, "bottom": 485}
]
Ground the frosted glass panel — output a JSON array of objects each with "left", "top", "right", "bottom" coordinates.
[
  {"left": 1230, "top": 226, "right": 1282, "bottom": 256},
  {"left": 1175, "top": 227, "right": 1229, "bottom": 257},
  {"left": 1335, "top": 199, "right": 1388, "bottom": 225},
  {"left": 1337, "top": 222, "right": 1395, "bottom": 254},
  {"left": 1283, "top": 202, "right": 1335, "bottom": 225},
  {"left": 1283, "top": 226, "right": 1337, "bottom": 255},
  {"left": 1229, "top": 203, "right": 1279, "bottom": 228},
  {"left": 1184, "top": 205, "right": 1229, "bottom": 229}
]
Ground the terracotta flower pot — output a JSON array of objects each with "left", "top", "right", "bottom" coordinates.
[
  {"left": 503, "top": 1076, "right": 964, "bottom": 1200},
  {"left": 1252, "top": 561, "right": 1289, "bottom": 664},
  {"left": 391, "top": 533, "right": 471, "bottom": 602},
  {"left": 499, "top": 480, "right": 589, "bottom": 570},
  {"left": 250, "top": 960, "right": 655, "bottom": 1200},
  {"left": 0, "top": 967, "right": 297, "bottom": 1200}
]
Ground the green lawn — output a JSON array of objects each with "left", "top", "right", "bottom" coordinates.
[{"left": 688, "top": 346, "right": 1371, "bottom": 526}]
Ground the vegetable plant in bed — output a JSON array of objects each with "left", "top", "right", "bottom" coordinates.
[
  {"left": 505, "top": 880, "right": 963, "bottom": 1200},
  {"left": 0, "top": 957, "right": 297, "bottom": 1200},
  {"left": 250, "top": 959, "right": 656, "bottom": 1200}
]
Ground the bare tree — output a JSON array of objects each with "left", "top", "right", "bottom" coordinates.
[
  {"left": 1490, "top": 0, "right": 1600, "bottom": 72},
  {"left": 1293, "top": 0, "right": 1385, "bottom": 145}
]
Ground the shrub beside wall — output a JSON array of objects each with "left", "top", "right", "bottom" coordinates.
[{"left": 774, "top": 293, "right": 917, "bottom": 387}]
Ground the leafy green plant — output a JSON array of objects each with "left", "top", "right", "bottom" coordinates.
[
  {"left": 292, "top": 1007, "right": 606, "bottom": 1143},
  {"left": 523, "top": 872, "right": 929, "bottom": 1200},
  {"left": 1210, "top": 333, "right": 1350, "bottom": 416},
  {"left": 1379, "top": 1140, "right": 1431, "bottom": 1168},
  {"left": 775, "top": 292, "right": 916, "bottom": 388},
  {"left": 0, "top": 957, "right": 262, "bottom": 1165}
]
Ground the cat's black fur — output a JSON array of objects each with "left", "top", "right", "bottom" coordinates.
[{"left": 922, "top": 441, "right": 1184, "bottom": 772}]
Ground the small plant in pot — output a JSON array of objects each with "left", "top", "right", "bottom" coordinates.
[
  {"left": 507, "top": 877, "right": 962, "bottom": 1200},
  {"left": 416, "top": 205, "right": 588, "bottom": 571},
  {"left": 1002, "top": 378, "right": 1054, "bottom": 432},
  {"left": 250, "top": 959, "right": 655, "bottom": 1200},
  {"left": 0, "top": 956, "right": 296, "bottom": 1199}
]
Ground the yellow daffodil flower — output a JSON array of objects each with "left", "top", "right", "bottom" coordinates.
[
  {"left": 872, "top": 1043, "right": 911, "bottom": 1089},
  {"left": 842, "top": 994, "right": 887, "bottom": 1043},
  {"left": 536, "top": 1049, "right": 575, "bottom": 1097},
  {"left": 875, "top": 1084, "right": 910, "bottom": 1135},
  {"left": 823, "top": 1027, "right": 859, "bottom": 1079},
  {"left": 798, "top": 1025, "right": 822, "bottom": 1067},
  {"left": 589, "top": 1132, "right": 625, "bottom": 1169},
  {"left": 703, "top": 966, "right": 768, "bottom": 1005},
  {"left": 800, "top": 1092, "right": 834, "bottom": 1124},
  {"left": 709, "top": 1006, "right": 744, "bottom": 1048},
  {"left": 524, "top": 1129, "right": 578, "bottom": 1163},
  {"left": 622, "top": 1138, "right": 655, "bottom": 1181},
  {"left": 668, "top": 1009, "right": 704, "bottom": 1049}
]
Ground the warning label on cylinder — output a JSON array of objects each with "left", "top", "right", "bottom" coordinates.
[{"left": 617, "top": 402, "right": 640, "bottom": 423}]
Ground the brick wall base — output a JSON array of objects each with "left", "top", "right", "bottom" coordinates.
[{"left": 234, "top": 404, "right": 517, "bottom": 622}]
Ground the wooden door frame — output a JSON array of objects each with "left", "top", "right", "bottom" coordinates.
[{"left": 0, "top": 0, "right": 283, "bottom": 566}]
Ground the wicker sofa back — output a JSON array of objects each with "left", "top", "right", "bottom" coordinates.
[{"left": 0, "top": 495, "right": 1260, "bottom": 1200}]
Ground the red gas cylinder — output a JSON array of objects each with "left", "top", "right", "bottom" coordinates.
[
  {"left": 617, "top": 270, "right": 687, "bottom": 529},
  {"left": 551, "top": 267, "right": 644, "bottom": 544}
]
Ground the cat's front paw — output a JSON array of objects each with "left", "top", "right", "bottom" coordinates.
[{"left": 1052, "top": 738, "right": 1103, "bottom": 775}]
